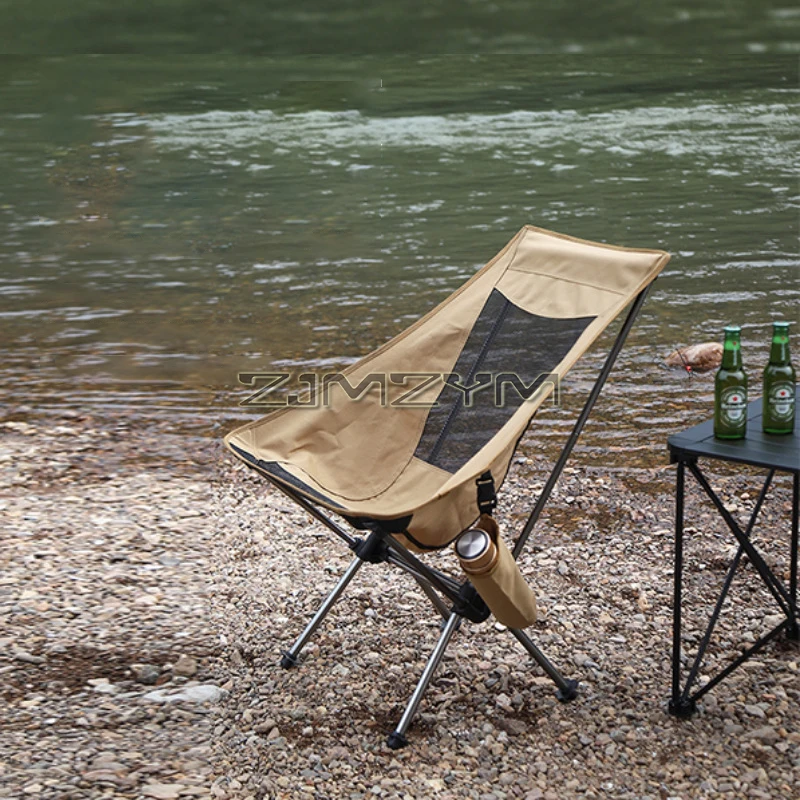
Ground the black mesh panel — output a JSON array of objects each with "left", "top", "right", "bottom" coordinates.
[{"left": 414, "top": 289, "right": 595, "bottom": 473}]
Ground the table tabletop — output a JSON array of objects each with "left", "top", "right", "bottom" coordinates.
[{"left": 668, "top": 385, "right": 799, "bottom": 474}]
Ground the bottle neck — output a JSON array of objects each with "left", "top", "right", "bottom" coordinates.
[
  {"left": 721, "top": 333, "right": 742, "bottom": 370},
  {"left": 769, "top": 329, "right": 791, "bottom": 365}
]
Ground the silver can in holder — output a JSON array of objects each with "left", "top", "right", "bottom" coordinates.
[{"left": 455, "top": 516, "right": 537, "bottom": 629}]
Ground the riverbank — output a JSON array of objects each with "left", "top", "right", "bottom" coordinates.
[{"left": 1, "top": 411, "right": 798, "bottom": 799}]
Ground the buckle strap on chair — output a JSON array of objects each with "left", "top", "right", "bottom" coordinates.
[{"left": 476, "top": 471, "right": 497, "bottom": 515}]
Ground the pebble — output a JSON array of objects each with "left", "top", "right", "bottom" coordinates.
[
  {"left": 131, "top": 663, "right": 162, "bottom": 685},
  {"left": 141, "top": 784, "right": 188, "bottom": 799},
  {"left": 1, "top": 416, "right": 798, "bottom": 800},
  {"left": 498, "top": 718, "right": 528, "bottom": 736},
  {"left": 13, "top": 650, "right": 46, "bottom": 665},
  {"left": 142, "top": 684, "right": 227, "bottom": 704},
  {"left": 744, "top": 704, "right": 766, "bottom": 719},
  {"left": 174, "top": 653, "right": 199, "bottom": 677},
  {"left": 744, "top": 726, "right": 779, "bottom": 745}
]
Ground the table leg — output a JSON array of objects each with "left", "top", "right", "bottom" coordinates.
[
  {"left": 669, "top": 462, "right": 798, "bottom": 716},
  {"left": 669, "top": 460, "right": 696, "bottom": 717},
  {"left": 689, "top": 464, "right": 792, "bottom": 618},
  {"left": 790, "top": 473, "right": 799, "bottom": 641}
]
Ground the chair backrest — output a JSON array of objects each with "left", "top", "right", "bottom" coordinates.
[{"left": 226, "top": 226, "right": 670, "bottom": 547}]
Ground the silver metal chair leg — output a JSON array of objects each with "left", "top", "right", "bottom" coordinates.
[
  {"left": 280, "top": 555, "right": 364, "bottom": 668},
  {"left": 510, "top": 627, "right": 578, "bottom": 702},
  {"left": 387, "top": 611, "right": 462, "bottom": 749}
]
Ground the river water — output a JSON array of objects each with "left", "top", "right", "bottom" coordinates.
[{"left": 1, "top": 55, "right": 797, "bottom": 474}]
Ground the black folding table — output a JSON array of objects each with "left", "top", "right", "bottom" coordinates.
[{"left": 667, "top": 387, "right": 799, "bottom": 717}]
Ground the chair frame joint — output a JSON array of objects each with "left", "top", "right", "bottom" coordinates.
[
  {"left": 351, "top": 530, "right": 391, "bottom": 564},
  {"left": 452, "top": 581, "right": 492, "bottom": 624}
]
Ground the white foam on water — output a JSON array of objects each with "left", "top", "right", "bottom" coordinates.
[{"left": 134, "top": 102, "right": 798, "bottom": 174}]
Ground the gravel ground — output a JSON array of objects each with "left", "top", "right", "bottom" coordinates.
[{"left": 1, "top": 412, "right": 798, "bottom": 800}]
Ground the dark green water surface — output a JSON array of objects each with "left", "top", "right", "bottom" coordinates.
[{"left": 1, "top": 54, "right": 797, "bottom": 470}]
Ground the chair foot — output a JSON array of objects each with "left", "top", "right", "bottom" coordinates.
[
  {"left": 556, "top": 678, "right": 579, "bottom": 703},
  {"left": 386, "top": 731, "right": 408, "bottom": 750},
  {"left": 280, "top": 651, "right": 299, "bottom": 669}
]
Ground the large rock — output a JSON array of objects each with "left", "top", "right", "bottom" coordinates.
[{"left": 664, "top": 342, "right": 722, "bottom": 373}]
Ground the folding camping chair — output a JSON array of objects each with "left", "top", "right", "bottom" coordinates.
[{"left": 225, "top": 225, "right": 670, "bottom": 748}]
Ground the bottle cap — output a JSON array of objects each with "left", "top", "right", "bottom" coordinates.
[
  {"left": 455, "top": 527, "right": 499, "bottom": 574},
  {"left": 456, "top": 528, "right": 490, "bottom": 560},
  {"left": 723, "top": 325, "right": 741, "bottom": 333}
]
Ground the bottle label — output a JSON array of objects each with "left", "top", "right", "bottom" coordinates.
[
  {"left": 768, "top": 382, "right": 795, "bottom": 421},
  {"left": 720, "top": 386, "right": 748, "bottom": 425}
]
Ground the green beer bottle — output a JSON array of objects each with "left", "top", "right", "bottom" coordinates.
[
  {"left": 714, "top": 325, "right": 748, "bottom": 439},
  {"left": 762, "top": 321, "right": 795, "bottom": 435}
]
